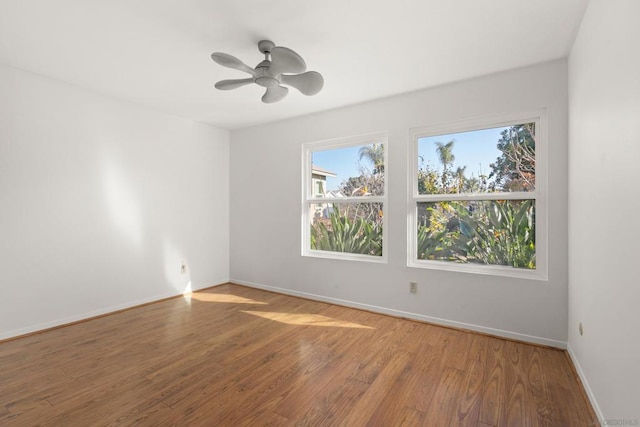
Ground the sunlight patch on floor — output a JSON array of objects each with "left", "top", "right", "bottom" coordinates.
[
  {"left": 242, "top": 311, "right": 374, "bottom": 329},
  {"left": 190, "top": 293, "right": 267, "bottom": 305}
]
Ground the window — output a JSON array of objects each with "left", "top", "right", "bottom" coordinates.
[
  {"left": 408, "top": 111, "right": 547, "bottom": 279},
  {"left": 302, "top": 133, "right": 387, "bottom": 262}
]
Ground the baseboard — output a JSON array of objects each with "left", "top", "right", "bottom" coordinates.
[
  {"left": 192, "top": 278, "right": 229, "bottom": 292},
  {"left": 0, "top": 277, "right": 229, "bottom": 341},
  {"left": 230, "top": 279, "right": 567, "bottom": 349},
  {"left": 567, "top": 343, "right": 604, "bottom": 422}
]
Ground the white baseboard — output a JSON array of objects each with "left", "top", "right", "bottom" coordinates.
[
  {"left": 231, "top": 279, "right": 567, "bottom": 349},
  {"left": 193, "top": 277, "right": 230, "bottom": 292},
  {"left": 567, "top": 343, "right": 604, "bottom": 422},
  {"left": 0, "top": 277, "right": 229, "bottom": 341}
]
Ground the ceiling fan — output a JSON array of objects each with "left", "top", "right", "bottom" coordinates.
[{"left": 211, "top": 40, "right": 324, "bottom": 103}]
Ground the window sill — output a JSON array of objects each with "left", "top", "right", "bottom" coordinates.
[
  {"left": 304, "top": 250, "right": 387, "bottom": 264},
  {"left": 408, "top": 259, "right": 548, "bottom": 281}
]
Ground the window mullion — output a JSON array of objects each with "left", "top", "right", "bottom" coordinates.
[
  {"left": 413, "top": 191, "right": 536, "bottom": 202},
  {"left": 307, "top": 196, "right": 386, "bottom": 204}
]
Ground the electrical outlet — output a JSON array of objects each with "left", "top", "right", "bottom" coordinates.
[{"left": 409, "top": 281, "right": 417, "bottom": 293}]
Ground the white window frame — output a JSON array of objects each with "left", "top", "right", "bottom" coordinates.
[
  {"left": 407, "top": 110, "right": 548, "bottom": 280},
  {"left": 302, "top": 132, "right": 388, "bottom": 263}
]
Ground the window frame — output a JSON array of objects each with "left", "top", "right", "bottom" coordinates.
[
  {"left": 302, "top": 132, "right": 388, "bottom": 263},
  {"left": 407, "top": 110, "right": 548, "bottom": 280}
]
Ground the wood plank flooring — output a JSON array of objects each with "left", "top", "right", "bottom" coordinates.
[{"left": 0, "top": 284, "right": 597, "bottom": 426}]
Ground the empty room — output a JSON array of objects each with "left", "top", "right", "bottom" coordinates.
[{"left": 1, "top": 0, "right": 638, "bottom": 425}]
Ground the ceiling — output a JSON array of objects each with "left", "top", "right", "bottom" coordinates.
[{"left": 0, "top": 0, "right": 589, "bottom": 130}]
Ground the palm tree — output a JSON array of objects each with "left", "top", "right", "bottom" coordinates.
[
  {"left": 435, "top": 140, "right": 455, "bottom": 167},
  {"left": 454, "top": 165, "right": 467, "bottom": 193},
  {"left": 358, "top": 144, "right": 384, "bottom": 175},
  {"left": 435, "top": 140, "right": 455, "bottom": 191}
]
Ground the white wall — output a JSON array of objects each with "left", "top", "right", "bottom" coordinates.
[
  {"left": 230, "top": 60, "right": 569, "bottom": 347},
  {"left": 568, "top": 0, "right": 640, "bottom": 421},
  {"left": 0, "top": 64, "right": 230, "bottom": 339}
]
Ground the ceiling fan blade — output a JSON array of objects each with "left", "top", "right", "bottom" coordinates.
[
  {"left": 281, "top": 72, "right": 324, "bottom": 96},
  {"left": 215, "top": 78, "right": 254, "bottom": 90},
  {"left": 262, "top": 85, "right": 289, "bottom": 103},
  {"left": 211, "top": 52, "right": 257, "bottom": 77},
  {"left": 269, "top": 46, "right": 306, "bottom": 76}
]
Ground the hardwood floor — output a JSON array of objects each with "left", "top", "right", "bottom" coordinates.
[{"left": 0, "top": 284, "right": 596, "bottom": 426}]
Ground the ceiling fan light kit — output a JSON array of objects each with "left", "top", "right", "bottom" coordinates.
[{"left": 211, "top": 40, "right": 324, "bottom": 103}]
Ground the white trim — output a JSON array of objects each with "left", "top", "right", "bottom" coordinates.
[
  {"left": 307, "top": 196, "right": 386, "bottom": 204},
  {"left": 302, "top": 131, "right": 388, "bottom": 263},
  {"left": 303, "top": 132, "right": 387, "bottom": 151},
  {"left": 407, "top": 109, "right": 548, "bottom": 281},
  {"left": 409, "top": 257, "right": 548, "bottom": 280},
  {"left": 305, "top": 248, "right": 388, "bottom": 264},
  {"left": 414, "top": 192, "right": 534, "bottom": 202},
  {"left": 409, "top": 110, "right": 547, "bottom": 141},
  {"left": 566, "top": 343, "right": 605, "bottom": 422},
  {"left": 0, "top": 277, "right": 229, "bottom": 341},
  {"left": 232, "top": 279, "right": 566, "bottom": 349}
]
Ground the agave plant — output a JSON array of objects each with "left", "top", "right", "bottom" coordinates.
[
  {"left": 417, "top": 200, "right": 535, "bottom": 269},
  {"left": 457, "top": 200, "right": 536, "bottom": 269},
  {"left": 311, "top": 207, "right": 382, "bottom": 256}
]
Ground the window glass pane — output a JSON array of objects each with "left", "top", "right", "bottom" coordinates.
[
  {"left": 309, "top": 202, "right": 383, "bottom": 256},
  {"left": 417, "top": 123, "right": 535, "bottom": 194},
  {"left": 312, "top": 143, "right": 384, "bottom": 197},
  {"left": 417, "top": 200, "right": 535, "bottom": 269}
]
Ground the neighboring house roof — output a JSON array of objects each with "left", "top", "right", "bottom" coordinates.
[
  {"left": 326, "top": 190, "right": 345, "bottom": 198},
  {"left": 311, "top": 165, "right": 337, "bottom": 177}
]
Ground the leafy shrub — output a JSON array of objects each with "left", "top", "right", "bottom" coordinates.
[
  {"left": 417, "top": 200, "right": 535, "bottom": 269},
  {"left": 311, "top": 207, "right": 382, "bottom": 256}
]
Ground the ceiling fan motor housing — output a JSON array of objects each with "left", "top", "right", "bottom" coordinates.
[{"left": 254, "top": 66, "right": 279, "bottom": 88}]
